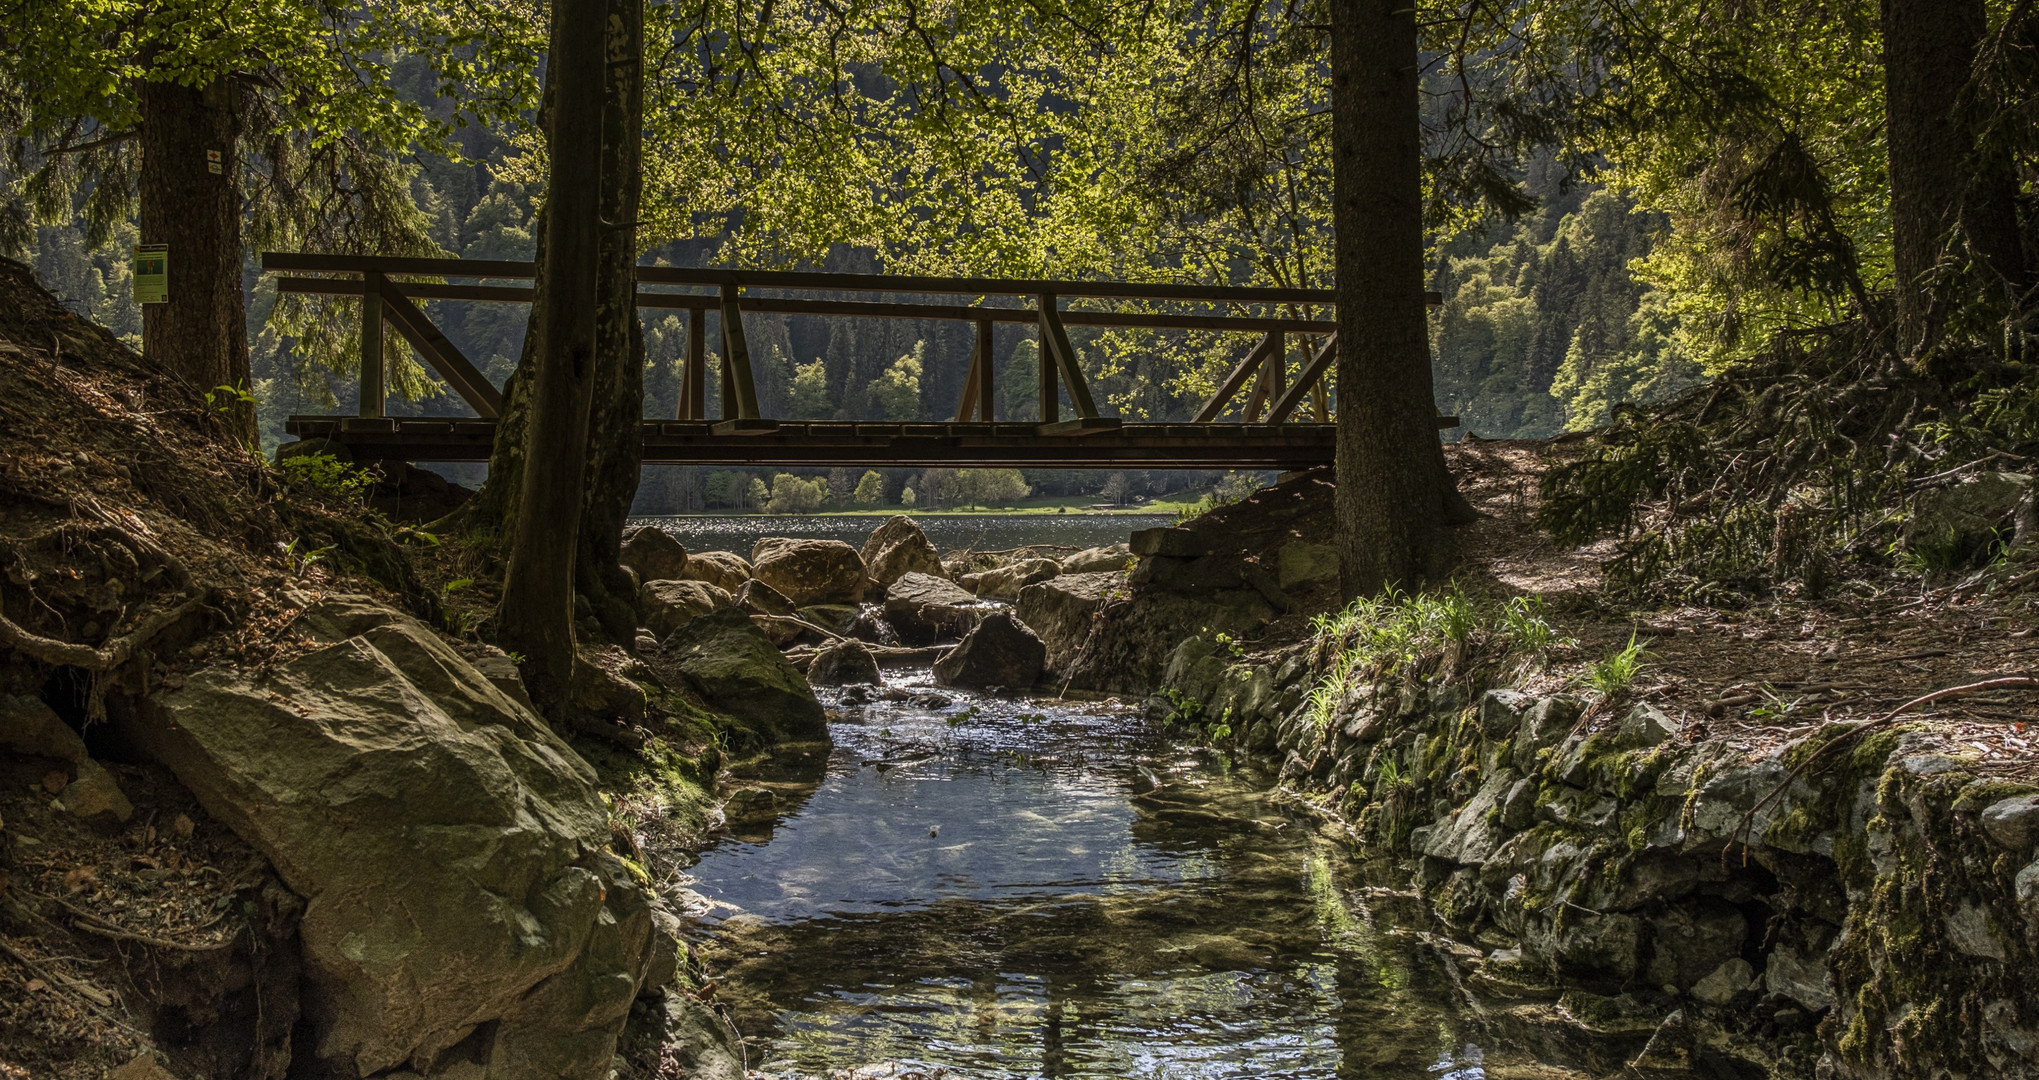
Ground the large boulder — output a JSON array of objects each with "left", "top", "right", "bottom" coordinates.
[
  {"left": 640, "top": 578, "right": 736, "bottom": 640},
  {"left": 736, "top": 580, "right": 801, "bottom": 646},
  {"left": 860, "top": 515, "right": 945, "bottom": 588},
  {"left": 962, "top": 557, "right": 1061, "bottom": 599},
  {"left": 663, "top": 611, "right": 829, "bottom": 744},
  {"left": 1014, "top": 572, "right": 1122, "bottom": 677},
  {"left": 0, "top": 693, "right": 132, "bottom": 821},
  {"left": 619, "top": 525, "right": 689, "bottom": 584},
  {"left": 1903, "top": 472, "right": 2030, "bottom": 570},
  {"left": 883, "top": 571, "right": 992, "bottom": 645},
  {"left": 808, "top": 638, "right": 882, "bottom": 686},
  {"left": 679, "top": 550, "right": 752, "bottom": 594},
  {"left": 129, "top": 600, "right": 668, "bottom": 1079},
  {"left": 933, "top": 612, "right": 1045, "bottom": 690},
  {"left": 750, "top": 538, "right": 867, "bottom": 606},
  {"left": 1060, "top": 543, "right": 1131, "bottom": 575}
]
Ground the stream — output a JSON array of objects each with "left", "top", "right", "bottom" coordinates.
[{"left": 680, "top": 674, "right": 1626, "bottom": 1079}]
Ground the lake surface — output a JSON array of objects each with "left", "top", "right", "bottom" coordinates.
[
  {"left": 629, "top": 514, "right": 1176, "bottom": 558},
  {"left": 680, "top": 675, "right": 1631, "bottom": 1079}
]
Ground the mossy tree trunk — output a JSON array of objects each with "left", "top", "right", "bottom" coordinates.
[
  {"left": 495, "top": 0, "right": 605, "bottom": 710},
  {"left": 1328, "top": 0, "right": 1474, "bottom": 601},
  {"left": 139, "top": 74, "right": 253, "bottom": 442},
  {"left": 1882, "top": 0, "right": 2031, "bottom": 362},
  {"left": 448, "top": 0, "right": 646, "bottom": 646},
  {"left": 577, "top": 0, "right": 647, "bottom": 643}
]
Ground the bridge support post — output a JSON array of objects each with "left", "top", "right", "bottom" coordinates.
[
  {"left": 679, "top": 308, "right": 706, "bottom": 419},
  {"left": 1266, "top": 333, "right": 1336, "bottom": 424},
  {"left": 358, "top": 272, "right": 385, "bottom": 418}
]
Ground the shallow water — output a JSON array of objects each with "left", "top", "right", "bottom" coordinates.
[
  {"left": 629, "top": 513, "right": 1175, "bottom": 558},
  {"left": 681, "top": 676, "right": 1625, "bottom": 1079}
]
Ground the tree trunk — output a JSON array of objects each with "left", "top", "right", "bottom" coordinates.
[
  {"left": 577, "top": 0, "right": 649, "bottom": 643},
  {"left": 495, "top": 0, "right": 606, "bottom": 711},
  {"left": 1883, "top": 0, "right": 2027, "bottom": 357},
  {"left": 1329, "top": 0, "right": 1474, "bottom": 600},
  {"left": 139, "top": 75, "right": 252, "bottom": 441}
]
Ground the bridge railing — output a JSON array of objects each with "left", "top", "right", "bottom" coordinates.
[{"left": 260, "top": 252, "right": 1443, "bottom": 434}]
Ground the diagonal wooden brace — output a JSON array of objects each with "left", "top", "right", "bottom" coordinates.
[
  {"left": 1194, "top": 332, "right": 1280, "bottom": 422},
  {"left": 372, "top": 273, "right": 503, "bottom": 418},
  {"left": 720, "top": 284, "right": 761, "bottom": 420},
  {"left": 1037, "top": 293, "right": 1099, "bottom": 419}
]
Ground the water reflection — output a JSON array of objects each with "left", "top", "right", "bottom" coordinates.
[
  {"left": 628, "top": 513, "right": 1174, "bottom": 557},
  {"left": 683, "top": 674, "right": 1622, "bottom": 1079}
]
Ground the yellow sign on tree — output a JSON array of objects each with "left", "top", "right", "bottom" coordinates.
[{"left": 133, "top": 244, "right": 168, "bottom": 304}]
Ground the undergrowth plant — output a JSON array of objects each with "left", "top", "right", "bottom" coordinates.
[
  {"left": 1582, "top": 632, "right": 1649, "bottom": 698},
  {"left": 279, "top": 452, "right": 376, "bottom": 504},
  {"left": 1302, "top": 585, "right": 1569, "bottom": 731}
]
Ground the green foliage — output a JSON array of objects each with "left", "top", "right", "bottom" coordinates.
[
  {"left": 278, "top": 452, "right": 374, "bottom": 503},
  {"left": 900, "top": 486, "right": 918, "bottom": 507},
  {"left": 788, "top": 359, "right": 832, "bottom": 420},
  {"left": 852, "top": 470, "right": 888, "bottom": 505},
  {"left": 937, "top": 468, "right": 1030, "bottom": 509},
  {"left": 866, "top": 345, "right": 924, "bottom": 421},
  {"left": 764, "top": 473, "right": 828, "bottom": 514},
  {"left": 1582, "top": 633, "right": 1649, "bottom": 698}
]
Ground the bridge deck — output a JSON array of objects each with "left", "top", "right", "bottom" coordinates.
[{"left": 286, "top": 416, "right": 1340, "bottom": 469}]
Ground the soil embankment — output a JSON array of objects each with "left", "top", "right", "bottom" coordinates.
[{"left": 0, "top": 258, "right": 787, "bottom": 1080}]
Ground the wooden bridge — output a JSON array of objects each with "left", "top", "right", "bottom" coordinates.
[{"left": 265, "top": 253, "right": 1453, "bottom": 469}]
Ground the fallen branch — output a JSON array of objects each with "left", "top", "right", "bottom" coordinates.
[
  {"left": 751, "top": 613, "right": 844, "bottom": 641},
  {"left": 51, "top": 896, "right": 237, "bottom": 953}
]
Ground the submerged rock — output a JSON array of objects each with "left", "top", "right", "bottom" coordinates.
[
  {"left": 883, "top": 571, "right": 990, "bottom": 644},
  {"left": 620, "top": 524, "right": 689, "bottom": 583},
  {"left": 664, "top": 610, "right": 829, "bottom": 744},
  {"left": 933, "top": 611, "right": 1045, "bottom": 690},
  {"left": 751, "top": 537, "right": 867, "bottom": 606},
  {"left": 131, "top": 599, "right": 669, "bottom": 1079},
  {"left": 1014, "top": 571, "right": 1123, "bottom": 677},
  {"left": 860, "top": 515, "right": 945, "bottom": 587},
  {"left": 808, "top": 638, "right": 882, "bottom": 686}
]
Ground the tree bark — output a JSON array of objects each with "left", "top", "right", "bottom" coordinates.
[
  {"left": 1329, "top": 0, "right": 1474, "bottom": 600},
  {"left": 139, "top": 75, "right": 252, "bottom": 440},
  {"left": 1883, "top": 0, "right": 2028, "bottom": 357},
  {"left": 577, "top": 0, "right": 649, "bottom": 643},
  {"left": 496, "top": 0, "right": 606, "bottom": 711}
]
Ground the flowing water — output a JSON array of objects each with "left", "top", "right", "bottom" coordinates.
[
  {"left": 630, "top": 514, "right": 1176, "bottom": 558},
  {"left": 680, "top": 675, "right": 1629, "bottom": 1079}
]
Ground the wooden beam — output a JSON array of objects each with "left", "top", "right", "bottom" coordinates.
[
  {"left": 278, "top": 278, "right": 1342, "bottom": 333},
  {"left": 372, "top": 275, "right": 503, "bottom": 418},
  {"left": 1193, "top": 333, "right": 1279, "bottom": 422},
  {"left": 680, "top": 309, "right": 706, "bottom": 419},
  {"left": 358, "top": 277, "right": 384, "bottom": 418},
  {"left": 1265, "top": 333, "right": 1336, "bottom": 424},
  {"left": 720, "top": 285, "right": 760, "bottom": 420},
  {"left": 952, "top": 347, "right": 983, "bottom": 422},
  {"left": 1244, "top": 331, "right": 1287, "bottom": 423},
  {"left": 975, "top": 319, "right": 995, "bottom": 422},
  {"left": 264, "top": 252, "right": 1445, "bottom": 306},
  {"left": 1037, "top": 294, "right": 1098, "bottom": 419}
]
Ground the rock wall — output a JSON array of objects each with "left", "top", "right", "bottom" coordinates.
[{"left": 1157, "top": 634, "right": 2039, "bottom": 1078}]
